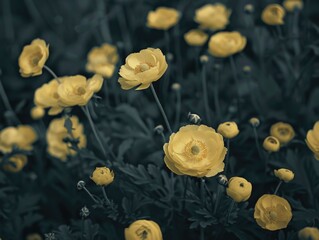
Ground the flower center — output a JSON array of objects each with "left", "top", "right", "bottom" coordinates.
[
  {"left": 185, "top": 140, "right": 208, "bottom": 160},
  {"left": 76, "top": 87, "right": 86, "bottom": 95},
  {"left": 269, "top": 211, "right": 278, "bottom": 220},
  {"left": 135, "top": 63, "right": 152, "bottom": 73},
  {"left": 191, "top": 145, "right": 200, "bottom": 155},
  {"left": 53, "top": 92, "right": 59, "bottom": 99},
  {"left": 136, "top": 227, "right": 150, "bottom": 240},
  {"left": 268, "top": 137, "right": 278, "bottom": 144},
  {"left": 278, "top": 128, "right": 289, "bottom": 136}
]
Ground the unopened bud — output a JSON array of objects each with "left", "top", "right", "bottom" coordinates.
[
  {"left": 166, "top": 53, "right": 174, "bottom": 61},
  {"left": 188, "top": 112, "right": 201, "bottom": 124},
  {"left": 217, "top": 174, "right": 228, "bottom": 187},
  {"left": 244, "top": 4, "right": 254, "bottom": 13},
  {"left": 77, "top": 180, "right": 86, "bottom": 190},
  {"left": 171, "top": 83, "right": 181, "bottom": 91},
  {"left": 80, "top": 206, "right": 90, "bottom": 218},
  {"left": 249, "top": 117, "right": 260, "bottom": 127},
  {"left": 200, "top": 55, "right": 209, "bottom": 64},
  {"left": 154, "top": 125, "right": 164, "bottom": 134}
]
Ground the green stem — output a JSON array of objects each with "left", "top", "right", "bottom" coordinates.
[
  {"left": 164, "top": 30, "right": 170, "bottom": 54},
  {"left": 182, "top": 176, "right": 189, "bottom": 211},
  {"left": 201, "top": 63, "right": 211, "bottom": 124},
  {"left": 200, "top": 178, "right": 205, "bottom": 240},
  {"left": 213, "top": 67, "right": 221, "bottom": 120},
  {"left": 213, "top": 185, "right": 222, "bottom": 214},
  {"left": 253, "top": 127, "right": 263, "bottom": 161},
  {"left": 174, "top": 88, "right": 181, "bottom": 130},
  {"left": 43, "top": 65, "right": 61, "bottom": 83},
  {"left": 97, "top": 0, "right": 112, "bottom": 43},
  {"left": 224, "top": 139, "right": 230, "bottom": 174},
  {"left": 274, "top": 180, "right": 283, "bottom": 195},
  {"left": 227, "top": 200, "right": 236, "bottom": 222},
  {"left": 229, "top": 56, "right": 241, "bottom": 119},
  {"left": 101, "top": 186, "right": 111, "bottom": 204},
  {"left": 83, "top": 186, "right": 99, "bottom": 204}
]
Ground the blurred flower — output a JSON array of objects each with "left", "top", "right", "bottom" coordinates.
[
  {"left": 90, "top": 167, "right": 114, "bottom": 186},
  {"left": 226, "top": 177, "right": 252, "bottom": 202},
  {"left": 26, "top": 233, "right": 42, "bottom": 240},
  {"left": 217, "top": 174, "right": 228, "bottom": 186},
  {"left": 208, "top": 31, "right": 246, "bottom": 58},
  {"left": 147, "top": 7, "right": 179, "bottom": 30},
  {"left": 298, "top": 227, "right": 319, "bottom": 240},
  {"left": 263, "top": 136, "right": 280, "bottom": 152},
  {"left": 249, "top": 117, "right": 260, "bottom": 127},
  {"left": 254, "top": 194, "right": 292, "bottom": 231},
  {"left": 2, "top": 155, "right": 28, "bottom": 172},
  {"left": 217, "top": 121, "right": 239, "bottom": 139},
  {"left": 154, "top": 125, "right": 164, "bottom": 134},
  {"left": 261, "top": 4, "right": 285, "bottom": 25},
  {"left": 184, "top": 29, "right": 208, "bottom": 47},
  {"left": 125, "top": 220, "right": 162, "bottom": 240},
  {"left": 283, "top": 0, "right": 303, "bottom": 12},
  {"left": 118, "top": 48, "right": 168, "bottom": 90},
  {"left": 44, "top": 233, "right": 55, "bottom": 240},
  {"left": 86, "top": 43, "right": 119, "bottom": 78},
  {"left": 77, "top": 180, "right": 86, "bottom": 190},
  {"left": 171, "top": 83, "right": 181, "bottom": 91},
  {"left": 18, "top": 39, "right": 49, "bottom": 77},
  {"left": 244, "top": 4, "right": 254, "bottom": 13},
  {"left": 305, "top": 121, "right": 319, "bottom": 160},
  {"left": 194, "top": 4, "right": 231, "bottom": 31},
  {"left": 243, "top": 65, "right": 252, "bottom": 73},
  {"left": 31, "top": 106, "right": 45, "bottom": 120},
  {"left": 200, "top": 55, "right": 209, "bottom": 64},
  {"left": 188, "top": 112, "right": 201, "bottom": 124},
  {"left": 274, "top": 168, "right": 294, "bottom": 182},
  {"left": 80, "top": 206, "right": 90, "bottom": 218},
  {"left": 270, "top": 122, "right": 295, "bottom": 145},
  {"left": 0, "top": 125, "right": 37, "bottom": 153},
  {"left": 57, "top": 74, "right": 104, "bottom": 107},
  {"left": 46, "top": 116, "right": 86, "bottom": 161},
  {"left": 163, "top": 125, "right": 227, "bottom": 177}
]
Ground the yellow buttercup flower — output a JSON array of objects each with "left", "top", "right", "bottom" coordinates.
[
  {"left": 208, "top": 31, "right": 247, "bottom": 58},
  {"left": 261, "top": 4, "right": 285, "bottom": 25},
  {"left": 184, "top": 29, "right": 208, "bottom": 47},
  {"left": 194, "top": 4, "right": 231, "bottom": 31},
  {"left": 125, "top": 220, "right": 162, "bottom": 240},
  {"left": 270, "top": 122, "right": 295, "bottom": 145},
  {"left": 57, "top": 74, "right": 104, "bottom": 107},
  {"left": 90, "top": 167, "right": 114, "bottom": 186},
  {"left": 30, "top": 106, "right": 45, "bottom": 120},
  {"left": 0, "top": 125, "right": 37, "bottom": 153},
  {"left": 18, "top": 39, "right": 49, "bottom": 77},
  {"left": 283, "top": 0, "right": 303, "bottom": 12},
  {"left": 163, "top": 125, "right": 227, "bottom": 177},
  {"left": 226, "top": 177, "right": 252, "bottom": 202},
  {"left": 26, "top": 233, "right": 42, "bottom": 240},
  {"left": 3, "top": 155, "right": 28, "bottom": 172},
  {"left": 118, "top": 48, "right": 168, "bottom": 90},
  {"left": 254, "top": 194, "right": 292, "bottom": 231},
  {"left": 46, "top": 116, "right": 86, "bottom": 161},
  {"left": 86, "top": 43, "right": 119, "bottom": 78},
  {"left": 298, "top": 227, "right": 319, "bottom": 240},
  {"left": 147, "top": 7, "right": 179, "bottom": 30},
  {"left": 274, "top": 168, "right": 294, "bottom": 182},
  {"left": 305, "top": 121, "right": 319, "bottom": 160},
  {"left": 263, "top": 136, "right": 280, "bottom": 152},
  {"left": 217, "top": 121, "right": 239, "bottom": 139}
]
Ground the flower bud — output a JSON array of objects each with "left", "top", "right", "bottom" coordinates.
[
  {"left": 77, "top": 180, "right": 86, "bottom": 190},
  {"left": 125, "top": 220, "right": 163, "bottom": 240},
  {"left": 154, "top": 125, "right": 164, "bottom": 134},
  {"left": 226, "top": 177, "right": 252, "bottom": 202},
  {"left": 244, "top": 4, "right": 254, "bottom": 13},
  {"left": 166, "top": 53, "right": 174, "bottom": 61},
  {"left": 263, "top": 136, "right": 280, "bottom": 152},
  {"left": 31, "top": 106, "right": 45, "bottom": 120},
  {"left": 80, "top": 206, "right": 90, "bottom": 218},
  {"left": 200, "top": 55, "right": 209, "bottom": 64},
  {"left": 249, "top": 117, "right": 260, "bottom": 127},
  {"left": 270, "top": 122, "right": 295, "bottom": 145},
  {"left": 90, "top": 167, "right": 114, "bottom": 186},
  {"left": 44, "top": 233, "right": 56, "bottom": 240},
  {"left": 274, "top": 168, "right": 294, "bottom": 183},
  {"left": 217, "top": 174, "right": 228, "bottom": 186},
  {"left": 188, "top": 112, "right": 201, "bottom": 124},
  {"left": 26, "top": 233, "right": 42, "bottom": 240},
  {"left": 217, "top": 121, "right": 239, "bottom": 139},
  {"left": 298, "top": 227, "right": 319, "bottom": 240},
  {"left": 171, "top": 83, "right": 181, "bottom": 91},
  {"left": 243, "top": 65, "right": 252, "bottom": 73}
]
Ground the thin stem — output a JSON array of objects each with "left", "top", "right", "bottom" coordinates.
[
  {"left": 213, "top": 67, "right": 221, "bottom": 120},
  {"left": 97, "top": 0, "right": 112, "bottom": 43},
  {"left": 213, "top": 185, "right": 222, "bottom": 214},
  {"left": 292, "top": 10, "right": 300, "bottom": 56},
  {"left": 101, "top": 186, "right": 111, "bottom": 204},
  {"left": 150, "top": 84, "right": 172, "bottom": 134},
  {"left": 224, "top": 139, "right": 230, "bottom": 174},
  {"left": 253, "top": 127, "right": 263, "bottom": 161},
  {"left": 83, "top": 186, "right": 99, "bottom": 204},
  {"left": 174, "top": 89, "right": 181, "bottom": 130},
  {"left": 174, "top": 24, "right": 183, "bottom": 79},
  {"left": 227, "top": 200, "right": 236, "bottom": 222},
  {"left": 43, "top": 65, "right": 61, "bottom": 83},
  {"left": 229, "top": 56, "right": 241, "bottom": 120},
  {"left": 274, "top": 180, "right": 283, "bottom": 195},
  {"left": 200, "top": 178, "right": 205, "bottom": 240},
  {"left": 164, "top": 30, "right": 170, "bottom": 54},
  {"left": 181, "top": 176, "right": 189, "bottom": 211},
  {"left": 201, "top": 63, "right": 211, "bottom": 124},
  {"left": 159, "top": 131, "right": 166, "bottom": 143}
]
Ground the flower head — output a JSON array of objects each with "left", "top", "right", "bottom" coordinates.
[
  {"left": 3, "top": 155, "right": 28, "bottom": 172},
  {"left": 263, "top": 136, "right": 280, "bottom": 152},
  {"left": 19, "top": 39, "right": 49, "bottom": 77},
  {"left": 274, "top": 168, "right": 294, "bottom": 183},
  {"left": 163, "top": 125, "right": 227, "bottom": 177},
  {"left": 270, "top": 122, "right": 295, "bottom": 145},
  {"left": 305, "top": 121, "right": 319, "bottom": 160},
  {"left": 254, "top": 194, "right": 292, "bottom": 231},
  {"left": 217, "top": 121, "right": 239, "bottom": 139},
  {"left": 147, "top": 7, "right": 179, "bottom": 30},
  {"left": 226, "top": 177, "right": 252, "bottom": 202},
  {"left": 31, "top": 106, "right": 45, "bottom": 120},
  {"left": 125, "top": 220, "right": 162, "bottom": 240},
  {"left": 261, "top": 4, "right": 285, "bottom": 25},
  {"left": 90, "top": 167, "right": 114, "bottom": 186},
  {"left": 283, "top": 0, "right": 303, "bottom": 12},
  {"left": 298, "top": 227, "right": 319, "bottom": 240},
  {"left": 26, "top": 233, "right": 42, "bottom": 240},
  {"left": 249, "top": 117, "right": 260, "bottom": 127},
  {"left": 184, "top": 29, "right": 208, "bottom": 47}
]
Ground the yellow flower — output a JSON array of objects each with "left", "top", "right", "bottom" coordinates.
[
  {"left": 254, "top": 194, "right": 292, "bottom": 231},
  {"left": 30, "top": 106, "right": 45, "bottom": 120},
  {"left": 46, "top": 116, "right": 86, "bottom": 161},
  {"left": 274, "top": 168, "right": 294, "bottom": 182},
  {"left": 298, "top": 227, "right": 319, "bottom": 240},
  {"left": 86, "top": 43, "right": 119, "bottom": 78},
  {"left": 249, "top": 117, "right": 260, "bottom": 127},
  {"left": 125, "top": 220, "right": 162, "bottom": 240},
  {"left": 3, "top": 155, "right": 28, "bottom": 172},
  {"left": 283, "top": 0, "right": 303, "bottom": 12},
  {"left": 0, "top": 125, "right": 37, "bottom": 153},
  {"left": 306, "top": 121, "right": 319, "bottom": 160},
  {"left": 261, "top": 4, "right": 285, "bottom": 25},
  {"left": 226, "top": 177, "right": 252, "bottom": 202},
  {"left": 208, "top": 31, "right": 247, "bottom": 58},
  {"left": 90, "top": 167, "right": 114, "bottom": 186},
  {"left": 34, "top": 79, "right": 63, "bottom": 116},
  {"left": 184, "top": 29, "right": 208, "bottom": 47},
  {"left": 26, "top": 233, "right": 42, "bottom": 240},
  {"left": 57, "top": 74, "right": 104, "bottom": 107},
  {"left": 147, "top": 7, "right": 179, "bottom": 30},
  {"left": 163, "top": 125, "right": 227, "bottom": 177},
  {"left": 263, "top": 136, "right": 280, "bottom": 152},
  {"left": 217, "top": 121, "right": 239, "bottom": 139},
  {"left": 118, "top": 48, "right": 168, "bottom": 90},
  {"left": 270, "top": 122, "right": 295, "bottom": 145},
  {"left": 194, "top": 4, "right": 231, "bottom": 31},
  {"left": 18, "top": 39, "right": 49, "bottom": 77}
]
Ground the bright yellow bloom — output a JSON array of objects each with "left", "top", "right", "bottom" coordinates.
[
  {"left": 90, "top": 167, "right": 114, "bottom": 186},
  {"left": 163, "top": 125, "right": 227, "bottom": 177},
  {"left": 263, "top": 136, "right": 280, "bottom": 152},
  {"left": 261, "top": 4, "right": 285, "bottom": 25},
  {"left": 283, "top": 0, "right": 303, "bottom": 12},
  {"left": 3, "top": 155, "right": 28, "bottom": 172},
  {"left": 118, "top": 48, "right": 168, "bottom": 90},
  {"left": 0, "top": 125, "right": 37, "bottom": 153},
  {"left": 217, "top": 121, "right": 239, "bottom": 139},
  {"left": 306, "top": 121, "right": 319, "bottom": 160},
  {"left": 254, "top": 194, "right": 292, "bottom": 231},
  {"left": 208, "top": 31, "right": 247, "bottom": 58},
  {"left": 270, "top": 122, "right": 295, "bottom": 145},
  {"left": 30, "top": 106, "right": 45, "bottom": 120},
  {"left": 26, "top": 233, "right": 42, "bottom": 240},
  {"left": 274, "top": 168, "right": 294, "bottom": 182},
  {"left": 194, "top": 4, "right": 231, "bottom": 31},
  {"left": 147, "top": 7, "right": 179, "bottom": 30},
  {"left": 57, "top": 74, "right": 103, "bottom": 107},
  {"left": 46, "top": 116, "right": 86, "bottom": 161},
  {"left": 125, "top": 220, "right": 162, "bottom": 240},
  {"left": 226, "top": 177, "right": 252, "bottom": 202},
  {"left": 184, "top": 29, "right": 208, "bottom": 47},
  {"left": 18, "top": 39, "right": 49, "bottom": 77},
  {"left": 86, "top": 43, "right": 119, "bottom": 78},
  {"left": 298, "top": 227, "right": 319, "bottom": 240}
]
